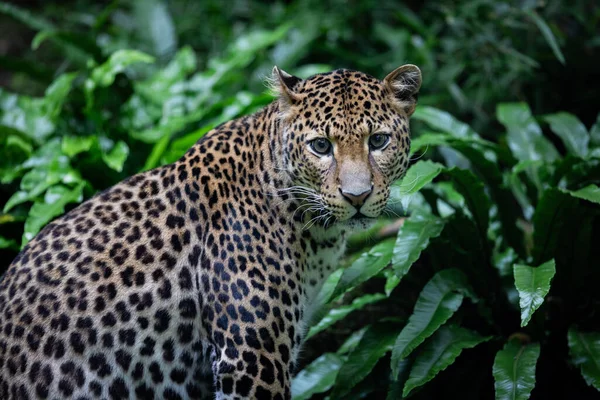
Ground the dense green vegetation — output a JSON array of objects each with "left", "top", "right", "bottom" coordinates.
[{"left": 1, "top": 1, "right": 599, "bottom": 398}]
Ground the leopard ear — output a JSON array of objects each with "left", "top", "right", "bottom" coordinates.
[
  {"left": 383, "top": 64, "right": 421, "bottom": 116},
  {"left": 270, "top": 66, "right": 302, "bottom": 107}
]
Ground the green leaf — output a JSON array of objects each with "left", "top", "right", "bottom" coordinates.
[
  {"left": 102, "top": 141, "right": 129, "bottom": 172},
  {"left": 22, "top": 183, "right": 85, "bottom": 245},
  {"left": 62, "top": 136, "right": 95, "bottom": 157},
  {"left": 403, "top": 324, "right": 491, "bottom": 396},
  {"left": 332, "top": 322, "right": 398, "bottom": 398},
  {"left": 543, "top": 113, "right": 589, "bottom": 158},
  {"left": 306, "top": 293, "right": 386, "bottom": 339},
  {"left": 532, "top": 189, "right": 578, "bottom": 264},
  {"left": 391, "top": 269, "right": 471, "bottom": 378},
  {"left": 330, "top": 238, "right": 395, "bottom": 300},
  {"left": 525, "top": 10, "right": 565, "bottom": 65},
  {"left": 396, "top": 160, "right": 444, "bottom": 196},
  {"left": 565, "top": 185, "right": 600, "bottom": 205},
  {"left": 0, "top": 236, "right": 18, "bottom": 250},
  {"left": 0, "top": 1, "right": 53, "bottom": 31},
  {"left": 31, "top": 30, "right": 103, "bottom": 61},
  {"left": 493, "top": 340, "right": 540, "bottom": 400},
  {"left": 568, "top": 327, "right": 600, "bottom": 391},
  {"left": 337, "top": 327, "right": 368, "bottom": 355},
  {"left": 44, "top": 73, "right": 77, "bottom": 118},
  {"left": 590, "top": 113, "right": 600, "bottom": 147},
  {"left": 392, "top": 211, "right": 444, "bottom": 280},
  {"left": 85, "top": 50, "right": 155, "bottom": 108},
  {"left": 497, "top": 103, "right": 559, "bottom": 163},
  {"left": 133, "top": 0, "right": 177, "bottom": 59},
  {"left": 513, "top": 259, "right": 556, "bottom": 327},
  {"left": 413, "top": 106, "right": 479, "bottom": 139},
  {"left": 445, "top": 168, "right": 491, "bottom": 239},
  {"left": 292, "top": 353, "right": 344, "bottom": 400}
]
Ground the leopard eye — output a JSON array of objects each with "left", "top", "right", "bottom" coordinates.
[
  {"left": 309, "top": 138, "right": 332, "bottom": 155},
  {"left": 369, "top": 134, "right": 390, "bottom": 150}
]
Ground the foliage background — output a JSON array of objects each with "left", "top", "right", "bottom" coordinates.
[{"left": 1, "top": 0, "right": 600, "bottom": 399}]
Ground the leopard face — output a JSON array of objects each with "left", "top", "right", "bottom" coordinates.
[{"left": 273, "top": 66, "right": 421, "bottom": 229}]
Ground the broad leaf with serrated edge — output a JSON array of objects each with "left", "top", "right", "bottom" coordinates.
[
  {"left": 568, "top": 327, "right": 600, "bottom": 391},
  {"left": 391, "top": 268, "right": 472, "bottom": 378},
  {"left": 403, "top": 324, "right": 491, "bottom": 396},
  {"left": 513, "top": 259, "right": 556, "bottom": 327},
  {"left": 493, "top": 340, "right": 540, "bottom": 400},
  {"left": 392, "top": 211, "right": 444, "bottom": 279}
]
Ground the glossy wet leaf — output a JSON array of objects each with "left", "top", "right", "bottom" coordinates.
[
  {"left": 497, "top": 103, "right": 559, "bottom": 163},
  {"left": 403, "top": 324, "right": 491, "bottom": 396},
  {"left": 493, "top": 340, "right": 540, "bottom": 400},
  {"left": 292, "top": 353, "right": 344, "bottom": 400},
  {"left": 413, "top": 106, "right": 479, "bottom": 138},
  {"left": 332, "top": 322, "right": 398, "bottom": 398},
  {"left": 396, "top": 160, "right": 444, "bottom": 196},
  {"left": 22, "top": 183, "right": 85, "bottom": 245},
  {"left": 513, "top": 259, "right": 556, "bottom": 327},
  {"left": 306, "top": 293, "right": 386, "bottom": 339},
  {"left": 392, "top": 211, "right": 444, "bottom": 280},
  {"left": 391, "top": 269, "right": 471, "bottom": 378},
  {"left": 543, "top": 113, "right": 589, "bottom": 158},
  {"left": 330, "top": 238, "right": 395, "bottom": 300},
  {"left": 568, "top": 327, "right": 600, "bottom": 391}
]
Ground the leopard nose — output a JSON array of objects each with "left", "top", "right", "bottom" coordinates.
[{"left": 340, "top": 187, "right": 373, "bottom": 207}]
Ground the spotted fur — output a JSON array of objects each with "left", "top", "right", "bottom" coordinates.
[{"left": 0, "top": 65, "right": 421, "bottom": 399}]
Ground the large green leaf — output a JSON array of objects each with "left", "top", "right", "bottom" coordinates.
[
  {"left": 413, "top": 106, "right": 479, "bottom": 139},
  {"left": 565, "top": 185, "right": 600, "bottom": 205},
  {"left": 513, "top": 259, "right": 556, "bottom": 327},
  {"left": 497, "top": 103, "right": 559, "bottom": 163},
  {"left": 330, "top": 238, "right": 395, "bottom": 300},
  {"left": 532, "top": 189, "right": 578, "bottom": 264},
  {"left": 292, "top": 353, "right": 344, "bottom": 400},
  {"left": 306, "top": 293, "right": 386, "bottom": 339},
  {"left": 391, "top": 269, "right": 472, "bottom": 378},
  {"left": 403, "top": 324, "right": 491, "bottom": 396},
  {"left": 331, "top": 322, "right": 398, "bottom": 398},
  {"left": 445, "top": 168, "right": 491, "bottom": 240},
  {"left": 395, "top": 160, "right": 444, "bottom": 196},
  {"left": 392, "top": 211, "right": 444, "bottom": 279},
  {"left": 493, "top": 340, "right": 540, "bottom": 400},
  {"left": 543, "top": 113, "right": 589, "bottom": 158},
  {"left": 568, "top": 327, "right": 600, "bottom": 391},
  {"left": 22, "top": 183, "right": 85, "bottom": 245}
]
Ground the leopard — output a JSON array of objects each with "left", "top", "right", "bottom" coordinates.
[{"left": 0, "top": 64, "right": 421, "bottom": 399}]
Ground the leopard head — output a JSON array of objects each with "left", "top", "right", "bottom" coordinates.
[{"left": 271, "top": 65, "right": 421, "bottom": 229}]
